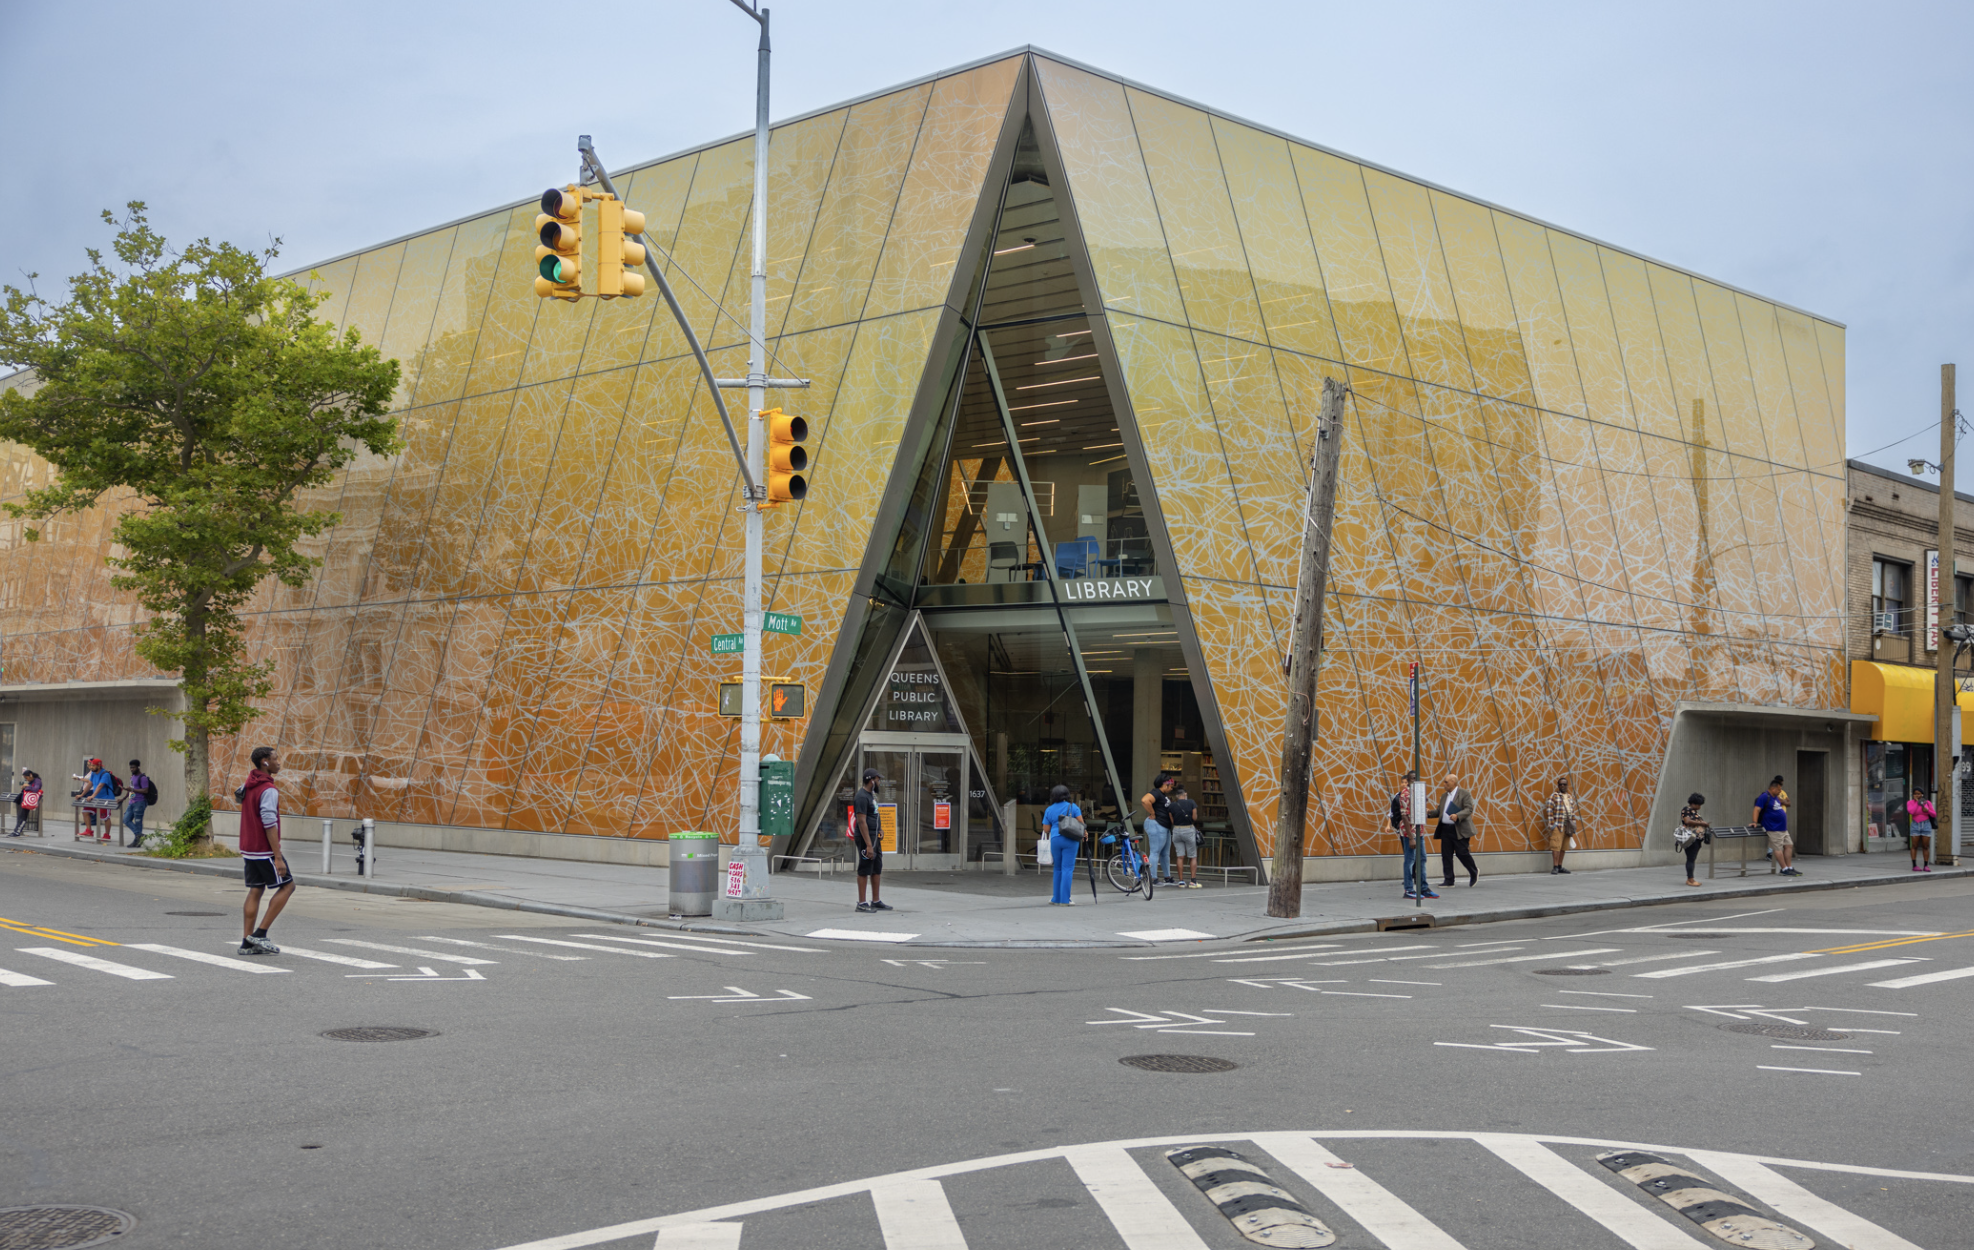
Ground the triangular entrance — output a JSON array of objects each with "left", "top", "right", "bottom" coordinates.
[{"left": 793, "top": 75, "right": 1247, "bottom": 873}]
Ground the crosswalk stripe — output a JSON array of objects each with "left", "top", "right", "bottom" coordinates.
[
  {"left": 1594, "top": 952, "right": 1718, "bottom": 966},
  {"left": 19, "top": 947, "right": 172, "bottom": 980},
  {"left": 1634, "top": 953, "right": 1820, "bottom": 979},
  {"left": 324, "top": 940, "right": 496, "bottom": 965},
  {"left": 870, "top": 1178, "right": 969, "bottom": 1249},
  {"left": 569, "top": 934, "right": 753, "bottom": 957},
  {"left": 1254, "top": 1132, "right": 1468, "bottom": 1249},
  {"left": 497, "top": 936, "right": 672, "bottom": 958},
  {"left": 278, "top": 946, "right": 398, "bottom": 969},
  {"left": 633, "top": 932, "right": 828, "bottom": 954},
  {"left": 1747, "top": 958, "right": 1923, "bottom": 983},
  {"left": 124, "top": 943, "right": 288, "bottom": 974},
  {"left": 411, "top": 936, "right": 586, "bottom": 960},
  {"left": 1474, "top": 1135, "right": 1703, "bottom": 1249},
  {"left": 0, "top": 966, "right": 54, "bottom": 987},
  {"left": 652, "top": 1223, "right": 743, "bottom": 1248},
  {"left": 1687, "top": 1151, "right": 1926, "bottom": 1250},
  {"left": 1063, "top": 1144, "right": 1211, "bottom": 1249},
  {"left": 1868, "top": 964, "right": 1974, "bottom": 989},
  {"left": 1426, "top": 948, "right": 1621, "bottom": 969}
]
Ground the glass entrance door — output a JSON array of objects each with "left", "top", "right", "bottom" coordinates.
[{"left": 859, "top": 746, "right": 967, "bottom": 870}]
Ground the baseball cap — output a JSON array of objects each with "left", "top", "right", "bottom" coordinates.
[
  {"left": 88, "top": 757, "right": 101, "bottom": 766},
  {"left": 862, "top": 767, "right": 882, "bottom": 782}
]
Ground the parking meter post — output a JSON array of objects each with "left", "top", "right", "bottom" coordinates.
[
  {"left": 361, "top": 818, "right": 376, "bottom": 879},
  {"left": 322, "top": 818, "right": 333, "bottom": 875}
]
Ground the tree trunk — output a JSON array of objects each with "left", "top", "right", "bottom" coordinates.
[{"left": 182, "top": 716, "right": 212, "bottom": 846}]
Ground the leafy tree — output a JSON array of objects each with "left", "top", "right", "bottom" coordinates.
[{"left": 0, "top": 204, "right": 400, "bottom": 845}]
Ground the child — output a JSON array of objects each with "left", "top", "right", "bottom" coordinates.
[{"left": 1168, "top": 784, "right": 1202, "bottom": 888}]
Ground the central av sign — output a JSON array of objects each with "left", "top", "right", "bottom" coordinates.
[{"left": 1059, "top": 576, "right": 1164, "bottom": 603}]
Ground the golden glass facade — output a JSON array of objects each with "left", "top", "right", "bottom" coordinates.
[{"left": 0, "top": 50, "right": 1845, "bottom": 863}]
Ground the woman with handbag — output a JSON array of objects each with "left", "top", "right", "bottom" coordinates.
[
  {"left": 1677, "top": 793, "right": 1712, "bottom": 886},
  {"left": 1043, "top": 784, "right": 1085, "bottom": 905},
  {"left": 10, "top": 770, "right": 42, "bottom": 837},
  {"left": 1906, "top": 787, "right": 1936, "bottom": 872}
]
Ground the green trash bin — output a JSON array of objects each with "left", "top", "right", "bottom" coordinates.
[{"left": 669, "top": 831, "right": 721, "bottom": 916}]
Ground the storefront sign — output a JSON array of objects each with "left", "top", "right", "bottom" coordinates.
[
  {"left": 1926, "top": 549, "right": 1940, "bottom": 652},
  {"left": 933, "top": 801, "right": 952, "bottom": 830},
  {"left": 1058, "top": 576, "right": 1164, "bottom": 602}
]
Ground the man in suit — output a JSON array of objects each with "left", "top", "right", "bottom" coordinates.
[{"left": 1435, "top": 772, "right": 1480, "bottom": 887}]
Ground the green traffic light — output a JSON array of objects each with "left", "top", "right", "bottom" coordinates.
[{"left": 538, "top": 255, "right": 567, "bottom": 283}]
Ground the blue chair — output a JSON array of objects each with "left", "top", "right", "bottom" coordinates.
[{"left": 1055, "top": 536, "right": 1100, "bottom": 579}]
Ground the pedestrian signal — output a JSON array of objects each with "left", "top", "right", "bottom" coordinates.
[
  {"left": 763, "top": 408, "right": 808, "bottom": 505},
  {"left": 534, "top": 186, "right": 585, "bottom": 300},
  {"left": 770, "top": 682, "right": 806, "bottom": 718},
  {"left": 596, "top": 197, "right": 646, "bottom": 298}
]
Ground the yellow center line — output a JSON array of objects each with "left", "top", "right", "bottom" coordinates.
[
  {"left": 0, "top": 917, "right": 118, "bottom": 947},
  {"left": 1812, "top": 930, "right": 1974, "bottom": 955}
]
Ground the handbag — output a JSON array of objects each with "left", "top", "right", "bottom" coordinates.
[
  {"left": 21, "top": 790, "right": 40, "bottom": 810},
  {"left": 1057, "top": 814, "right": 1087, "bottom": 842}
]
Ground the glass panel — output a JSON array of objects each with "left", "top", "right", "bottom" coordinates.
[
  {"left": 462, "top": 378, "right": 575, "bottom": 599},
  {"left": 1197, "top": 334, "right": 1302, "bottom": 590},
  {"left": 1031, "top": 57, "right": 1185, "bottom": 324},
  {"left": 465, "top": 204, "right": 546, "bottom": 396},
  {"left": 1291, "top": 147, "right": 1405, "bottom": 377},
  {"left": 1546, "top": 232, "right": 1632, "bottom": 430},
  {"left": 575, "top": 162, "right": 681, "bottom": 377},
  {"left": 1361, "top": 169, "right": 1470, "bottom": 395},
  {"left": 867, "top": 621, "right": 961, "bottom": 733},
  {"left": 1644, "top": 263, "right": 1731, "bottom": 451},
  {"left": 377, "top": 228, "right": 455, "bottom": 410},
  {"left": 761, "top": 108, "right": 852, "bottom": 338},
  {"left": 781, "top": 85, "right": 930, "bottom": 336},
  {"left": 863, "top": 749, "right": 910, "bottom": 853},
  {"left": 562, "top": 579, "right": 694, "bottom": 838},
  {"left": 523, "top": 368, "right": 636, "bottom": 591},
  {"left": 1591, "top": 422, "right": 1681, "bottom": 632},
  {"left": 341, "top": 242, "right": 407, "bottom": 348},
  {"left": 1429, "top": 191, "right": 1536, "bottom": 407},
  {"left": 1736, "top": 291, "right": 1807, "bottom": 469},
  {"left": 664, "top": 141, "right": 750, "bottom": 351},
  {"left": 1543, "top": 411, "right": 1634, "bottom": 621},
  {"left": 415, "top": 212, "right": 505, "bottom": 406},
  {"left": 1599, "top": 248, "right": 1681, "bottom": 442},
  {"left": 1127, "top": 88, "right": 1265, "bottom": 345},
  {"left": 866, "top": 56, "right": 1023, "bottom": 319},
  {"left": 301, "top": 256, "right": 358, "bottom": 331},
  {"left": 912, "top": 750, "right": 963, "bottom": 855},
  {"left": 1212, "top": 117, "right": 1343, "bottom": 362},
  {"left": 1491, "top": 212, "right": 1586, "bottom": 420},
  {"left": 1777, "top": 308, "right": 1842, "bottom": 473},
  {"left": 1691, "top": 279, "right": 1765, "bottom": 460},
  {"left": 1814, "top": 320, "right": 1846, "bottom": 452},
  {"left": 977, "top": 120, "right": 1085, "bottom": 325}
]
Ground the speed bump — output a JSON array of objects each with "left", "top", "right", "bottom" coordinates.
[
  {"left": 1167, "top": 1146, "right": 1335, "bottom": 1247},
  {"left": 1596, "top": 1150, "right": 1814, "bottom": 1248}
]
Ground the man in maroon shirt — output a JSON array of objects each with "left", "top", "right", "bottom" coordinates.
[{"left": 238, "top": 746, "right": 293, "bottom": 956}]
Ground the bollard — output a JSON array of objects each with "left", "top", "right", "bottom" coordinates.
[
  {"left": 322, "top": 818, "right": 333, "bottom": 874},
  {"left": 360, "top": 817, "right": 376, "bottom": 878}
]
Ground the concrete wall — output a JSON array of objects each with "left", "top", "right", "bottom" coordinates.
[
  {"left": 1646, "top": 706, "right": 1852, "bottom": 863},
  {"left": 1, "top": 684, "right": 186, "bottom": 825}
]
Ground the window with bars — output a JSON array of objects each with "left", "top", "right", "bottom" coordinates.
[{"left": 1873, "top": 558, "right": 1911, "bottom": 636}]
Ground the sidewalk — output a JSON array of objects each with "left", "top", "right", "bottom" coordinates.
[{"left": 5, "top": 824, "right": 1962, "bottom": 947}]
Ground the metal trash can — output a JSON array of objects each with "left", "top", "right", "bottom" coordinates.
[{"left": 668, "top": 831, "right": 721, "bottom": 916}]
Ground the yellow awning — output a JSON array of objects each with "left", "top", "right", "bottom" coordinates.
[{"left": 1850, "top": 660, "right": 1974, "bottom": 744}]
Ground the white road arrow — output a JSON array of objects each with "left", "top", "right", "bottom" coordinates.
[
  {"left": 345, "top": 966, "right": 487, "bottom": 982},
  {"left": 1687, "top": 1003, "right": 1812, "bottom": 1025},
  {"left": 1084, "top": 1008, "right": 1256, "bottom": 1036},
  {"left": 1437, "top": 1026, "right": 1654, "bottom": 1054},
  {"left": 880, "top": 959, "right": 987, "bottom": 967},
  {"left": 667, "top": 987, "right": 812, "bottom": 1003}
]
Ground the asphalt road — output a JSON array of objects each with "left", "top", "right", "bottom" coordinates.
[{"left": 4, "top": 851, "right": 1971, "bottom": 1250}]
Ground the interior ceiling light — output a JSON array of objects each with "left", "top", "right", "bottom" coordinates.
[
  {"left": 1008, "top": 399, "right": 1077, "bottom": 411},
  {"left": 1090, "top": 454, "right": 1129, "bottom": 466},
  {"left": 1034, "top": 352, "right": 1098, "bottom": 366},
  {"left": 1083, "top": 442, "right": 1124, "bottom": 450},
  {"left": 1016, "top": 375, "right": 1100, "bottom": 390},
  {"left": 993, "top": 241, "right": 1036, "bottom": 256},
  {"left": 1018, "top": 419, "right": 1060, "bottom": 427}
]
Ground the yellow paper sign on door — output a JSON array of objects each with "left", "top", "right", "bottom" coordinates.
[{"left": 878, "top": 803, "right": 898, "bottom": 852}]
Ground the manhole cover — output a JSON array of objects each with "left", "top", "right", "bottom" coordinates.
[
  {"left": 0, "top": 1204, "right": 136, "bottom": 1249},
  {"left": 164, "top": 911, "right": 224, "bottom": 917},
  {"left": 1532, "top": 967, "right": 1610, "bottom": 976},
  {"left": 1120, "top": 1054, "right": 1239, "bottom": 1073},
  {"left": 319, "top": 1027, "right": 438, "bottom": 1043},
  {"left": 1722, "top": 1022, "right": 1851, "bottom": 1041}
]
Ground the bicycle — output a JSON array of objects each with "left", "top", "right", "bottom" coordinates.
[{"left": 1098, "top": 823, "right": 1155, "bottom": 899}]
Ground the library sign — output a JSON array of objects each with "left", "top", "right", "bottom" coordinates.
[
  {"left": 881, "top": 666, "right": 952, "bottom": 731},
  {"left": 1057, "top": 576, "right": 1165, "bottom": 603}
]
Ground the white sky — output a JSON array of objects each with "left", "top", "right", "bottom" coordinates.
[{"left": 3, "top": 0, "right": 1968, "bottom": 472}]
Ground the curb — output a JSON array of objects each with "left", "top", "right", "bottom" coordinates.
[
  {"left": 0, "top": 839, "right": 769, "bottom": 939},
  {"left": 6, "top": 837, "right": 1964, "bottom": 950}
]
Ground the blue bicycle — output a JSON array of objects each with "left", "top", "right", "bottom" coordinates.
[{"left": 1099, "top": 823, "right": 1155, "bottom": 898}]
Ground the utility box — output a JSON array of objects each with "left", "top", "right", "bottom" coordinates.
[
  {"left": 760, "top": 760, "right": 796, "bottom": 842},
  {"left": 668, "top": 832, "right": 721, "bottom": 916}
]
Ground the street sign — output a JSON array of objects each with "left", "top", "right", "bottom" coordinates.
[
  {"left": 764, "top": 612, "right": 802, "bottom": 636},
  {"left": 711, "top": 633, "right": 744, "bottom": 655}
]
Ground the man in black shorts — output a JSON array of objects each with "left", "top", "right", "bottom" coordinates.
[
  {"left": 850, "top": 767, "right": 891, "bottom": 914},
  {"left": 237, "top": 746, "right": 294, "bottom": 955}
]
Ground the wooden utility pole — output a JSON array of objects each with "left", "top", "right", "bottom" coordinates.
[
  {"left": 1268, "top": 377, "right": 1347, "bottom": 918},
  {"left": 1937, "top": 363, "right": 1959, "bottom": 867}
]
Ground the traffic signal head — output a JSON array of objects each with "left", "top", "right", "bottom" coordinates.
[
  {"left": 533, "top": 186, "right": 583, "bottom": 300},
  {"left": 764, "top": 408, "right": 809, "bottom": 505},
  {"left": 596, "top": 197, "right": 647, "bottom": 299}
]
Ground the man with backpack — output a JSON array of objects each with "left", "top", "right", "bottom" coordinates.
[{"left": 123, "top": 759, "right": 157, "bottom": 848}]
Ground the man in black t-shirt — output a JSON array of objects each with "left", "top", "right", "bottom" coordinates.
[
  {"left": 850, "top": 768, "right": 892, "bottom": 913},
  {"left": 1167, "top": 785, "right": 1201, "bottom": 888}
]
